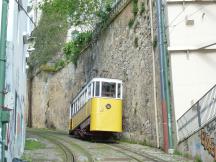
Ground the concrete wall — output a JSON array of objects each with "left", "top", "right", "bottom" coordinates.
[
  {"left": 167, "top": 0, "right": 216, "bottom": 119},
  {"left": 30, "top": 0, "right": 178, "bottom": 148},
  {"left": 178, "top": 117, "right": 216, "bottom": 162},
  {"left": 1, "top": 0, "right": 31, "bottom": 160}
]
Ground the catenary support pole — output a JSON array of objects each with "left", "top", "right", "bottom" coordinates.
[
  {"left": 156, "top": 0, "right": 169, "bottom": 152},
  {"left": 161, "top": 2, "right": 174, "bottom": 154},
  {"left": 156, "top": 0, "right": 173, "bottom": 152}
]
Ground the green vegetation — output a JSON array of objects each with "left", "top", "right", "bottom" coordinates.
[
  {"left": 174, "top": 150, "right": 183, "bottom": 156},
  {"left": 134, "top": 37, "right": 138, "bottom": 48},
  {"left": 96, "top": 3, "right": 113, "bottom": 28},
  {"left": 128, "top": 19, "right": 135, "bottom": 28},
  {"left": 25, "top": 138, "right": 45, "bottom": 150},
  {"left": 28, "top": 4, "right": 68, "bottom": 70},
  {"left": 153, "top": 36, "right": 157, "bottom": 49},
  {"left": 132, "top": 0, "right": 138, "bottom": 16},
  {"left": 63, "top": 32, "right": 92, "bottom": 66},
  {"left": 22, "top": 155, "right": 33, "bottom": 162},
  {"left": 39, "top": 61, "right": 65, "bottom": 73},
  {"left": 128, "top": 0, "right": 138, "bottom": 28},
  {"left": 21, "top": 138, "right": 45, "bottom": 162},
  {"left": 28, "top": 0, "right": 114, "bottom": 72},
  {"left": 140, "top": 2, "right": 145, "bottom": 15},
  {"left": 194, "top": 155, "right": 202, "bottom": 162},
  {"left": 174, "top": 150, "right": 192, "bottom": 159}
]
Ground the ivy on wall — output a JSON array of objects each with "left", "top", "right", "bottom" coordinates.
[
  {"left": 63, "top": 32, "right": 92, "bottom": 66},
  {"left": 128, "top": 0, "right": 146, "bottom": 29}
]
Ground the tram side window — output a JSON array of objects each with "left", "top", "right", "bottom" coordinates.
[
  {"left": 92, "top": 82, "right": 95, "bottom": 97},
  {"left": 102, "top": 82, "right": 116, "bottom": 98},
  {"left": 95, "top": 81, "right": 100, "bottom": 97},
  {"left": 85, "top": 90, "right": 87, "bottom": 102},
  {"left": 75, "top": 101, "right": 78, "bottom": 114},
  {"left": 78, "top": 98, "right": 81, "bottom": 110},
  {"left": 72, "top": 104, "right": 74, "bottom": 116},
  {"left": 81, "top": 95, "right": 83, "bottom": 107},
  {"left": 88, "top": 85, "right": 91, "bottom": 99},
  {"left": 117, "top": 83, "right": 121, "bottom": 98},
  {"left": 83, "top": 94, "right": 85, "bottom": 105}
]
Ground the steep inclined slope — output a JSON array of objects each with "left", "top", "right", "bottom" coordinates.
[{"left": 30, "top": 0, "right": 167, "bottom": 147}]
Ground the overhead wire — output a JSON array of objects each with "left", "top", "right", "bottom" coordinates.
[
  {"left": 169, "top": 6, "right": 205, "bottom": 28},
  {"left": 14, "top": 0, "right": 37, "bottom": 27},
  {"left": 168, "top": 6, "right": 205, "bottom": 35},
  {"left": 168, "top": 4, "right": 189, "bottom": 26}
]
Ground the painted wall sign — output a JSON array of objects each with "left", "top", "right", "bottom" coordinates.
[{"left": 201, "top": 129, "right": 216, "bottom": 160}]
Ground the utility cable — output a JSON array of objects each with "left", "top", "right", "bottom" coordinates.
[
  {"left": 14, "top": 0, "right": 37, "bottom": 27},
  {"left": 168, "top": 5, "right": 189, "bottom": 26},
  {"left": 168, "top": 6, "right": 205, "bottom": 35},
  {"left": 169, "top": 6, "right": 204, "bottom": 28}
]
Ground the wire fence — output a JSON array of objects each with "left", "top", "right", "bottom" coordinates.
[{"left": 177, "top": 84, "right": 216, "bottom": 142}]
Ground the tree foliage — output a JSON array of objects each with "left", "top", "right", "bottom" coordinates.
[
  {"left": 63, "top": 32, "right": 92, "bottom": 66},
  {"left": 28, "top": 7, "right": 68, "bottom": 69},
  {"left": 41, "top": 0, "right": 114, "bottom": 26},
  {"left": 28, "top": 0, "right": 115, "bottom": 72}
]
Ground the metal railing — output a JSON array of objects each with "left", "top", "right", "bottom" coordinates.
[{"left": 177, "top": 84, "right": 216, "bottom": 142}]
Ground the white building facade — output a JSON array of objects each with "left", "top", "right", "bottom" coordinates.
[
  {"left": 166, "top": 0, "right": 216, "bottom": 120},
  {"left": 0, "top": 0, "right": 34, "bottom": 161}
]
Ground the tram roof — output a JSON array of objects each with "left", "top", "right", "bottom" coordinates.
[
  {"left": 91, "top": 78, "right": 122, "bottom": 83},
  {"left": 71, "top": 78, "right": 122, "bottom": 104}
]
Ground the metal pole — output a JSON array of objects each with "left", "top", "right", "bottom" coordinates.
[
  {"left": 0, "top": 0, "right": 9, "bottom": 161},
  {"left": 156, "top": 0, "right": 169, "bottom": 152},
  {"left": 161, "top": 2, "right": 174, "bottom": 153},
  {"left": 156, "top": 0, "right": 174, "bottom": 153}
]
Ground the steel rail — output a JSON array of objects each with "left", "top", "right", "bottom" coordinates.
[
  {"left": 104, "top": 144, "right": 146, "bottom": 162},
  {"left": 31, "top": 131, "right": 75, "bottom": 162},
  {"left": 47, "top": 130, "right": 94, "bottom": 162},
  {"left": 106, "top": 144, "right": 170, "bottom": 162},
  {"left": 30, "top": 129, "right": 94, "bottom": 162}
]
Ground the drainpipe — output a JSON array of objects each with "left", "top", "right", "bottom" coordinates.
[
  {"left": 156, "top": 0, "right": 174, "bottom": 153},
  {"left": 0, "top": 0, "right": 10, "bottom": 161},
  {"left": 149, "top": 0, "right": 160, "bottom": 148}
]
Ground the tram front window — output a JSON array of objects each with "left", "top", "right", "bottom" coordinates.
[{"left": 102, "top": 82, "right": 116, "bottom": 98}]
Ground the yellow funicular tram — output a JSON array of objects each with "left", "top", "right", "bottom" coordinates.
[{"left": 69, "top": 78, "right": 123, "bottom": 138}]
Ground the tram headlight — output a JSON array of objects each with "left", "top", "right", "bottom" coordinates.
[{"left": 106, "top": 104, "right": 111, "bottom": 109}]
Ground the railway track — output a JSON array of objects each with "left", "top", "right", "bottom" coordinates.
[
  {"left": 30, "top": 130, "right": 75, "bottom": 162},
  {"left": 48, "top": 130, "right": 169, "bottom": 162},
  {"left": 47, "top": 130, "right": 94, "bottom": 162},
  {"left": 106, "top": 144, "right": 170, "bottom": 162},
  {"left": 27, "top": 129, "right": 191, "bottom": 162}
]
